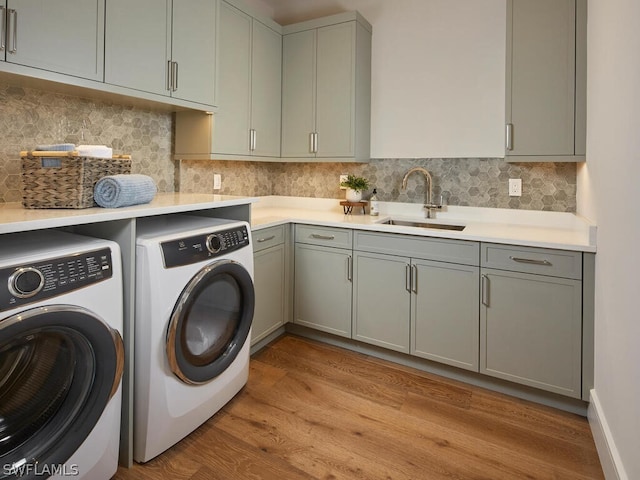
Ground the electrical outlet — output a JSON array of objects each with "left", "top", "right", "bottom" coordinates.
[
  {"left": 509, "top": 178, "right": 522, "bottom": 197},
  {"left": 213, "top": 174, "right": 222, "bottom": 190},
  {"left": 339, "top": 174, "right": 348, "bottom": 190}
]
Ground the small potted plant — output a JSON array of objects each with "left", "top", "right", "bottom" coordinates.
[{"left": 340, "top": 174, "right": 370, "bottom": 202}]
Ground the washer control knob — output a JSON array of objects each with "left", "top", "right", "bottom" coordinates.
[
  {"left": 9, "top": 267, "right": 45, "bottom": 298},
  {"left": 206, "top": 234, "right": 222, "bottom": 254}
]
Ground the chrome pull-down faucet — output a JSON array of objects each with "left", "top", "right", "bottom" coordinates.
[{"left": 401, "top": 167, "right": 442, "bottom": 218}]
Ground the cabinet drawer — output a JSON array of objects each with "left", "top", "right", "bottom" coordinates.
[
  {"left": 481, "top": 243, "right": 582, "bottom": 279},
  {"left": 295, "top": 224, "right": 352, "bottom": 249},
  {"left": 354, "top": 231, "right": 479, "bottom": 266},
  {"left": 253, "top": 225, "right": 285, "bottom": 252}
]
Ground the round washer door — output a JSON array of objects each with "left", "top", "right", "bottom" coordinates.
[
  {"left": 0, "top": 305, "right": 124, "bottom": 479},
  {"left": 166, "top": 259, "right": 254, "bottom": 385}
]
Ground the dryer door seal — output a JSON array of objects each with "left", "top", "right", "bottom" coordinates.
[
  {"left": 167, "top": 259, "right": 254, "bottom": 385},
  {"left": 0, "top": 305, "right": 124, "bottom": 478}
]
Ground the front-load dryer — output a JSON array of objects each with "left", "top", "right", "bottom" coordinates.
[
  {"left": 0, "top": 230, "right": 124, "bottom": 480},
  {"left": 134, "top": 215, "right": 254, "bottom": 463}
]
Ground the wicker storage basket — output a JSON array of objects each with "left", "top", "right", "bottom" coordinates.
[{"left": 20, "top": 150, "right": 132, "bottom": 209}]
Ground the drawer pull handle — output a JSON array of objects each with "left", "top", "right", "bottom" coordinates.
[
  {"left": 509, "top": 256, "right": 552, "bottom": 266},
  {"left": 257, "top": 235, "right": 275, "bottom": 243},
  {"left": 311, "top": 234, "right": 335, "bottom": 241}
]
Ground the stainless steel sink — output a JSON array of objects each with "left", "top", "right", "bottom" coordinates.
[{"left": 380, "top": 219, "right": 465, "bottom": 231}]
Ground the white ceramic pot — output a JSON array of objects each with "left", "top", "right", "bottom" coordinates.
[{"left": 345, "top": 188, "right": 362, "bottom": 202}]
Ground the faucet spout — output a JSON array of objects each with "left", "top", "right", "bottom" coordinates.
[{"left": 401, "top": 167, "right": 441, "bottom": 218}]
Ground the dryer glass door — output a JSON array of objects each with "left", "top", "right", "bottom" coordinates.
[
  {"left": 0, "top": 306, "right": 124, "bottom": 478},
  {"left": 167, "top": 259, "right": 255, "bottom": 384}
]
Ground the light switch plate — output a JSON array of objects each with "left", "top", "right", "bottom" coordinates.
[
  {"left": 340, "top": 174, "right": 348, "bottom": 190},
  {"left": 213, "top": 174, "right": 222, "bottom": 190}
]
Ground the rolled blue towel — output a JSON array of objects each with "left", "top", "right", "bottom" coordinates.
[
  {"left": 35, "top": 143, "right": 76, "bottom": 151},
  {"left": 94, "top": 174, "right": 157, "bottom": 208}
]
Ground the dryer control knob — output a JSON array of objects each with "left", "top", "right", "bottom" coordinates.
[
  {"left": 9, "top": 267, "right": 45, "bottom": 298},
  {"left": 206, "top": 234, "right": 222, "bottom": 254}
]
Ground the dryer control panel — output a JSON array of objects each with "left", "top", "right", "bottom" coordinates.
[
  {"left": 161, "top": 225, "right": 250, "bottom": 268},
  {"left": 0, "top": 248, "right": 113, "bottom": 312}
]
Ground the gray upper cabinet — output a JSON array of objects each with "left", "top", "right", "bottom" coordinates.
[
  {"left": 105, "top": 0, "right": 216, "bottom": 107},
  {"left": 281, "top": 12, "right": 372, "bottom": 162},
  {"left": 505, "top": 0, "right": 587, "bottom": 162},
  {"left": 1, "top": 0, "right": 104, "bottom": 81},
  {"left": 174, "top": 0, "right": 282, "bottom": 160}
]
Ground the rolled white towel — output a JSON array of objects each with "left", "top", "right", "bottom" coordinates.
[{"left": 94, "top": 174, "right": 157, "bottom": 208}]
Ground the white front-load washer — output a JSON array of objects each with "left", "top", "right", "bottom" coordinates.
[
  {"left": 0, "top": 230, "right": 124, "bottom": 480},
  {"left": 134, "top": 215, "right": 254, "bottom": 463}
]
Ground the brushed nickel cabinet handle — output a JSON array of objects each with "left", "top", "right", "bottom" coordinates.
[
  {"left": 1, "top": 7, "right": 6, "bottom": 52},
  {"left": 310, "top": 234, "right": 335, "bottom": 241},
  {"left": 346, "top": 256, "right": 352, "bottom": 281},
  {"left": 411, "top": 264, "right": 418, "bottom": 293},
  {"left": 481, "top": 274, "right": 489, "bottom": 306},
  {"left": 405, "top": 264, "right": 411, "bottom": 292},
  {"left": 256, "top": 235, "right": 275, "bottom": 243},
  {"left": 506, "top": 123, "right": 513, "bottom": 151},
  {"left": 509, "top": 256, "right": 552, "bottom": 266},
  {"left": 167, "top": 60, "right": 173, "bottom": 91},
  {"left": 8, "top": 9, "right": 17, "bottom": 54},
  {"left": 309, "top": 132, "right": 314, "bottom": 153},
  {"left": 172, "top": 61, "right": 179, "bottom": 91},
  {"left": 313, "top": 132, "right": 318, "bottom": 153}
]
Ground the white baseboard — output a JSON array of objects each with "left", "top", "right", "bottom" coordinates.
[{"left": 588, "top": 389, "right": 628, "bottom": 480}]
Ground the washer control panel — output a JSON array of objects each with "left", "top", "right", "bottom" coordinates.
[
  {"left": 0, "top": 248, "right": 113, "bottom": 312},
  {"left": 161, "top": 225, "right": 250, "bottom": 268}
]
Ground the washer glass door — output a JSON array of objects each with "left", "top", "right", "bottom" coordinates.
[
  {"left": 0, "top": 306, "right": 124, "bottom": 479},
  {"left": 167, "top": 259, "right": 254, "bottom": 384}
]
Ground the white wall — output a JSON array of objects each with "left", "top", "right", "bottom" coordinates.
[
  {"left": 272, "top": 0, "right": 506, "bottom": 158},
  {"left": 578, "top": 0, "right": 640, "bottom": 478}
]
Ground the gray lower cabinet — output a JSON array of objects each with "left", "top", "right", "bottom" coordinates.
[
  {"left": 252, "top": 225, "right": 287, "bottom": 345},
  {"left": 352, "top": 232, "right": 480, "bottom": 369},
  {"left": 294, "top": 225, "right": 353, "bottom": 337},
  {"left": 480, "top": 243, "right": 583, "bottom": 398},
  {"left": 352, "top": 252, "right": 410, "bottom": 353},
  {"left": 412, "top": 259, "right": 480, "bottom": 371}
]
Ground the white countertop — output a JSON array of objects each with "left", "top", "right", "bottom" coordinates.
[
  {"left": 251, "top": 196, "right": 597, "bottom": 252},
  {"left": 0, "top": 193, "right": 258, "bottom": 234},
  {"left": 0, "top": 193, "right": 596, "bottom": 252}
]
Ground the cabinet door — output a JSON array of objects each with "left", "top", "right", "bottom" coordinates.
[
  {"left": 507, "top": 0, "right": 576, "bottom": 157},
  {"left": 7, "top": 0, "right": 104, "bottom": 81},
  {"left": 281, "top": 29, "right": 316, "bottom": 158},
  {"left": 212, "top": 1, "right": 251, "bottom": 155},
  {"left": 252, "top": 244, "right": 285, "bottom": 345},
  {"left": 171, "top": 0, "right": 216, "bottom": 106},
  {"left": 251, "top": 20, "right": 282, "bottom": 157},
  {"left": 480, "top": 268, "right": 582, "bottom": 398},
  {"left": 294, "top": 244, "right": 352, "bottom": 337},
  {"left": 105, "top": 0, "right": 170, "bottom": 95},
  {"left": 316, "top": 22, "right": 356, "bottom": 158},
  {"left": 353, "top": 252, "right": 410, "bottom": 353},
  {"left": 412, "top": 260, "right": 480, "bottom": 372}
]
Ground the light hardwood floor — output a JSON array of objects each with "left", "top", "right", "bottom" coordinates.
[{"left": 114, "top": 334, "right": 604, "bottom": 480}]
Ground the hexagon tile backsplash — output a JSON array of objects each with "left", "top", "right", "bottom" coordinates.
[
  {"left": 0, "top": 82, "right": 173, "bottom": 203},
  {"left": 178, "top": 158, "right": 576, "bottom": 212},
  {"left": 1, "top": 81, "right": 576, "bottom": 212}
]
